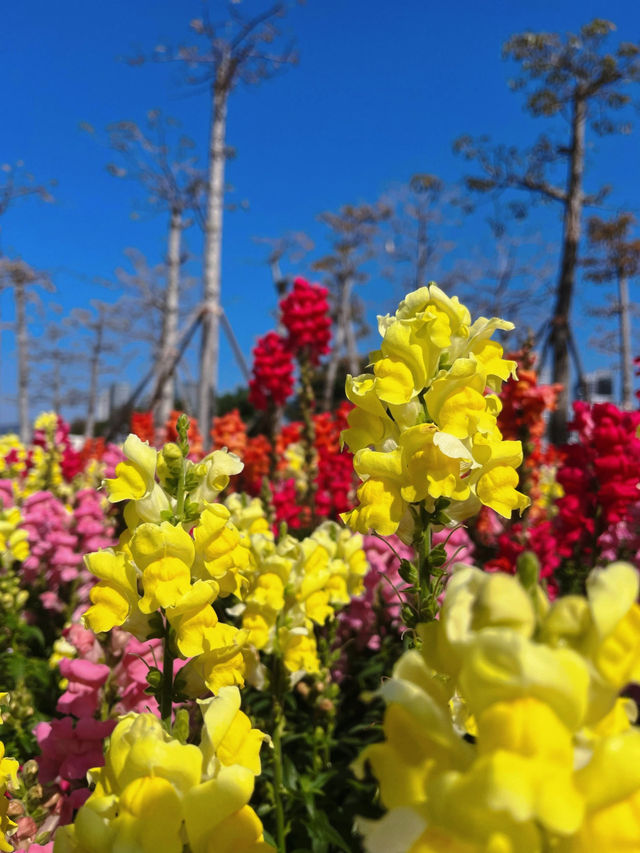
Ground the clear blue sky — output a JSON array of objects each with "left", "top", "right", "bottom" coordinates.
[{"left": 1, "top": 0, "right": 639, "bottom": 424}]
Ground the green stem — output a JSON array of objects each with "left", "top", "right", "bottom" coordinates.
[
  {"left": 299, "top": 353, "right": 318, "bottom": 528},
  {"left": 270, "top": 636, "right": 287, "bottom": 853},
  {"left": 175, "top": 455, "right": 187, "bottom": 523},
  {"left": 272, "top": 697, "right": 287, "bottom": 853},
  {"left": 160, "top": 618, "right": 174, "bottom": 731}
]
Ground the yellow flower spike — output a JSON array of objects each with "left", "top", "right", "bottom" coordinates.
[
  {"left": 421, "top": 284, "right": 471, "bottom": 332},
  {"left": 242, "top": 606, "right": 274, "bottom": 650},
  {"left": 591, "top": 603, "right": 640, "bottom": 689},
  {"left": 182, "top": 765, "right": 265, "bottom": 853},
  {"left": 103, "top": 713, "right": 203, "bottom": 796},
  {"left": 342, "top": 405, "right": 391, "bottom": 453},
  {"left": 166, "top": 580, "right": 220, "bottom": 658},
  {"left": 278, "top": 628, "right": 321, "bottom": 674},
  {"left": 104, "top": 434, "right": 158, "bottom": 503},
  {"left": 399, "top": 424, "right": 472, "bottom": 504},
  {"left": 198, "top": 686, "right": 267, "bottom": 778},
  {"left": 458, "top": 631, "right": 590, "bottom": 731},
  {"left": 224, "top": 494, "right": 271, "bottom": 536},
  {"left": 180, "top": 624, "right": 250, "bottom": 695},
  {"left": 131, "top": 521, "right": 194, "bottom": 613},
  {"left": 470, "top": 436, "right": 529, "bottom": 518},
  {"left": 469, "top": 338, "right": 518, "bottom": 390},
  {"left": 373, "top": 356, "right": 419, "bottom": 406},
  {"left": 341, "top": 476, "right": 406, "bottom": 536},
  {"left": 586, "top": 560, "right": 640, "bottom": 642},
  {"left": 423, "top": 567, "right": 536, "bottom": 680},
  {"left": 247, "top": 572, "right": 285, "bottom": 613},
  {"left": 373, "top": 320, "right": 428, "bottom": 405},
  {"left": 568, "top": 730, "right": 640, "bottom": 852},
  {"left": 425, "top": 363, "right": 496, "bottom": 440},
  {"left": 83, "top": 549, "right": 143, "bottom": 634},
  {"left": 115, "top": 776, "right": 184, "bottom": 853},
  {"left": 345, "top": 373, "right": 390, "bottom": 417},
  {"left": 190, "top": 449, "right": 244, "bottom": 508},
  {"left": 193, "top": 504, "right": 252, "bottom": 597},
  {"left": 476, "top": 465, "right": 530, "bottom": 518}
]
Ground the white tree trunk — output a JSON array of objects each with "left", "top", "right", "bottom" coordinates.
[
  {"left": 618, "top": 273, "right": 633, "bottom": 410},
  {"left": 85, "top": 312, "right": 103, "bottom": 440},
  {"left": 198, "top": 75, "right": 229, "bottom": 444},
  {"left": 15, "top": 278, "right": 29, "bottom": 443},
  {"left": 323, "top": 318, "right": 345, "bottom": 411},
  {"left": 550, "top": 93, "right": 586, "bottom": 443},
  {"left": 155, "top": 208, "right": 183, "bottom": 431},
  {"left": 342, "top": 277, "right": 359, "bottom": 377}
]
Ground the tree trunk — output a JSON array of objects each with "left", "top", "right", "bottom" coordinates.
[
  {"left": 198, "top": 72, "right": 229, "bottom": 446},
  {"left": 85, "top": 313, "right": 103, "bottom": 440},
  {"left": 416, "top": 214, "right": 428, "bottom": 289},
  {"left": 323, "top": 316, "right": 345, "bottom": 411},
  {"left": 549, "top": 93, "right": 586, "bottom": 444},
  {"left": 618, "top": 272, "right": 633, "bottom": 410},
  {"left": 15, "top": 277, "right": 29, "bottom": 443},
  {"left": 342, "top": 276, "right": 360, "bottom": 377},
  {"left": 154, "top": 208, "right": 183, "bottom": 432},
  {"left": 52, "top": 359, "right": 61, "bottom": 414}
]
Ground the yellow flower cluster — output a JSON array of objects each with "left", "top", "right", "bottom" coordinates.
[
  {"left": 54, "top": 686, "right": 274, "bottom": 853},
  {"left": 0, "top": 694, "right": 18, "bottom": 853},
  {"left": 83, "top": 434, "right": 252, "bottom": 696},
  {"left": 0, "top": 435, "right": 27, "bottom": 481},
  {"left": 355, "top": 561, "right": 640, "bottom": 852},
  {"left": 341, "top": 285, "right": 529, "bottom": 536},
  {"left": 0, "top": 504, "right": 29, "bottom": 569},
  {"left": 227, "top": 496, "right": 368, "bottom": 676},
  {"left": 0, "top": 414, "right": 68, "bottom": 498}
]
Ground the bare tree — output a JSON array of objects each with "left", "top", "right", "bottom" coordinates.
[
  {"left": 30, "top": 316, "right": 82, "bottom": 415},
  {"left": 382, "top": 174, "right": 457, "bottom": 294},
  {"left": 0, "top": 259, "right": 54, "bottom": 441},
  {"left": 255, "top": 231, "right": 315, "bottom": 306},
  {"left": 66, "top": 300, "right": 131, "bottom": 439},
  {"left": 583, "top": 213, "right": 640, "bottom": 409},
  {"left": 454, "top": 19, "right": 640, "bottom": 440},
  {"left": 142, "top": 3, "right": 297, "bottom": 441},
  {"left": 106, "top": 112, "right": 205, "bottom": 428},
  {"left": 313, "top": 202, "right": 390, "bottom": 410},
  {"left": 0, "top": 161, "right": 55, "bottom": 253},
  {"left": 451, "top": 197, "right": 556, "bottom": 335}
]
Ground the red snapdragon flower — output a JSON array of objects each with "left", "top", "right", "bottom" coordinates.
[
  {"left": 249, "top": 331, "right": 295, "bottom": 411},
  {"left": 280, "top": 277, "right": 331, "bottom": 365}
]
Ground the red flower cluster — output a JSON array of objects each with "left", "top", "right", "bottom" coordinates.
[
  {"left": 130, "top": 411, "right": 154, "bottom": 444},
  {"left": 210, "top": 409, "right": 247, "bottom": 458},
  {"left": 559, "top": 402, "right": 640, "bottom": 530},
  {"left": 280, "top": 277, "right": 331, "bottom": 365},
  {"left": 487, "top": 401, "right": 640, "bottom": 589},
  {"left": 248, "top": 331, "right": 295, "bottom": 411},
  {"left": 239, "top": 434, "right": 272, "bottom": 494}
]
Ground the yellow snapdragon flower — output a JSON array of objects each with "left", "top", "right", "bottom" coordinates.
[
  {"left": 54, "top": 686, "right": 272, "bottom": 853},
  {"left": 0, "top": 738, "right": 18, "bottom": 853},
  {"left": 231, "top": 511, "right": 369, "bottom": 676},
  {"left": 0, "top": 505, "right": 29, "bottom": 568},
  {"left": 356, "top": 561, "right": 640, "bottom": 852},
  {"left": 341, "top": 284, "right": 528, "bottom": 536},
  {"left": 355, "top": 563, "right": 640, "bottom": 853}
]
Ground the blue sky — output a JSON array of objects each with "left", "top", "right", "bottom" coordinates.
[{"left": 1, "top": 0, "right": 639, "bottom": 423}]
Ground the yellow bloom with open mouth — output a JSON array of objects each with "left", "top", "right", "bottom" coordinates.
[
  {"left": 54, "top": 687, "right": 272, "bottom": 853},
  {"left": 356, "top": 562, "right": 640, "bottom": 853},
  {"left": 131, "top": 521, "right": 195, "bottom": 613},
  {"left": 104, "top": 434, "right": 158, "bottom": 503},
  {"left": 83, "top": 548, "right": 148, "bottom": 638},
  {"left": 342, "top": 284, "right": 529, "bottom": 536}
]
